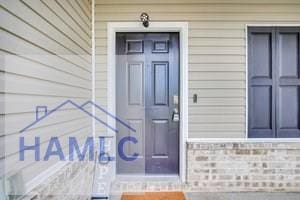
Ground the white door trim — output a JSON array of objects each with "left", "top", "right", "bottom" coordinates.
[{"left": 107, "top": 22, "right": 189, "bottom": 182}]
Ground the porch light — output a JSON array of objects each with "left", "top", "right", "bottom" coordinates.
[{"left": 140, "top": 13, "right": 149, "bottom": 28}]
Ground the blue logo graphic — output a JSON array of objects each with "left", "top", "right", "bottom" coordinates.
[{"left": 19, "top": 100, "right": 139, "bottom": 162}]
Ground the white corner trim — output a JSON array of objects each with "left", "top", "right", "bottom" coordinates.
[
  {"left": 91, "top": 0, "right": 96, "bottom": 140},
  {"left": 107, "top": 22, "right": 189, "bottom": 183}
]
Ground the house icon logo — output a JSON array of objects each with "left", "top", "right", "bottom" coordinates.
[
  {"left": 18, "top": 100, "right": 138, "bottom": 162},
  {"left": 20, "top": 99, "right": 136, "bottom": 133}
]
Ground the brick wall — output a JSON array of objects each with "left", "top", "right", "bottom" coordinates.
[
  {"left": 20, "top": 161, "right": 94, "bottom": 200},
  {"left": 187, "top": 142, "right": 300, "bottom": 192}
]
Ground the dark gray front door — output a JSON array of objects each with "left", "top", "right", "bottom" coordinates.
[
  {"left": 248, "top": 27, "right": 300, "bottom": 138},
  {"left": 116, "top": 33, "right": 179, "bottom": 174}
]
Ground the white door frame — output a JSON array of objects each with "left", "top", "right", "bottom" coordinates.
[{"left": 107, "top": 22, "right": 188, "bottom": 182}]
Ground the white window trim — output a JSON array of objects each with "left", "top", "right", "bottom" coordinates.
[{"left": 106, "top": 22, "right": 189, "bottom": 182}]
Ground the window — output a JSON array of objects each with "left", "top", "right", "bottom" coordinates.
[{"left": 248, "top": 27, "right": 300, "bottom": 138}]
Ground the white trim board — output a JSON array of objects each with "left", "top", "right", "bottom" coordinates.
[
  {"left": 106, "top": 22, "right": 189, "bottom": 182},
  {"left": 187, "top": 138, "right": 300, "bottom": 143},
  {"left": 91, "top": 0, "right": 96, "bottom": 141}
]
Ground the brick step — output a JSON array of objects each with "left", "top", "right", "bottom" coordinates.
[{"left": 110, "top": 178, "right": 186, "bottom": 195}]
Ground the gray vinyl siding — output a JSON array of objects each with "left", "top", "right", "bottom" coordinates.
[
  {"left": 94, "top": 0, "right": 300, "bottom": 138},
  {"left": 0, "top": 0, "right": 92, "bottom": 190}
]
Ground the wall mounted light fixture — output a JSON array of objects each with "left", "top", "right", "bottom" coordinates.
[{"left": 140, "top": 13, "right": 149, "bottom": 28}]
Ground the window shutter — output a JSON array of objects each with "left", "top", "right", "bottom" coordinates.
[
  {"left": 248, "top": 27, "right": 276, "bottom": 138},
  {"left": 275, "top": 27, "right": 300, "bottom": 138}
]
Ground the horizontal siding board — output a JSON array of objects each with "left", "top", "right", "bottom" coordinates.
[
  {"left": 96, "top": 55, "right": 107, "bottom": 64},
  {"left": 4, "top": 72, "right": 90, "bottom": 98},
  {"left": 95, "top": 72, "right": 107, "bottom": 81},
  {"left": 97, "top": 39, "right": 246, "bottom": 48},
  {"left": 189, "top": 55, "right": 245, "bottom": 64},
  {"left": 189, "top": 123, "right": 245, "bottom": 132},
  {"left": 4, "top": 116, "right": 91, "bottom": 156},
  {"left": 40, "top": 0, "right": 91, "bottom": 45},
  {"left": 4, "top": 127, "right": 91, "bottom": 183},
  {"left": 0, "top": 7, "right": 90, "bottom": 70},
  {"left": 4, "top": 54, "right": 90, "bottom": 90},
  {"left": 83, "top": 0, "right": 92, "bottom": 11},
  {"left": 0, "top": 72, "right": 4, "bottom": 93},
  {"left": 189, "top": 89, "right": 245, "bottom": 98},
  {"left": 189, "top": 81, "right": 245, "bottom": 89},
  {"left": 189, "top": 38, "right": 245, "bottom": 47},
  {"left": 95, "top": 81, "right": 107, "bottom": 89},
  {"left": 96, "top": 38, "right": 107, "bottom": 46},
  {"left": 77, "top": 0, "right": 92, "bottom": 20},
  {"left": 189, "top": 115, "right": 245, "bottom": 123},
  {"left": 67, "top": 0, "right": 91, "bottom": 28},
  {"left": 189, "top": 46, "right": 245, "bottom": 55},
  {"left": 189, "top": 72, "right": 245, "bottom": 80},
  {"left": 96, "top": 46, "right": 107, "bottom": 55},
  {"left": 189, "top": 64, "right": 245, "bottom": 72},
  {"left": 2, "top": 94, "right": 88, "bottom": 115},
  {"left": 95, "top": 4, "right": 300, "bottom": 13},
  {"left": 95, "top": 64, "right": 108, "bottom": 72},
  {"left": 22, "top": 0, "right": 91, "bottom": 53},
  {"left": 95, "top": 13, "right": 300, "bottom": 21},
  {"left": 0, "top": 33, "right": 91, "bottom": 80},
  {"left": 45, "top": 0, "right": 91, "bottom": 35},
  {"left": 95, "top": 0, "right": 300, "bottom": 4},
  {"left": 101, "top": 29, "right": 246, "bottom": 38},
  {"left": 95, "top": 21, "right": 300, "bottom": 30},
  {"left": 188, "top": 97, "right": 245, "bottom": 106},
  {"left": 189, "top": 132, "right": 244, "bottom": 138},
  {"left": 20, "top": 145, "right": 83, "bottom": 184},
  {"left": 2, "top": 0, "right": 92, "bottom": 185},
  {"left": 3, "top": 107, "right": 90, "bottom": 135},
  {"left": 189, "top": 106, "right": 245, "bottom": 115},
  {"left": 1, "top": 0, "right": 91, "bottom": 57}
]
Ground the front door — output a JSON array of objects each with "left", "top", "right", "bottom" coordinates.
[{"left": 116, "top": 33, "right": 179, "bottom": 174}]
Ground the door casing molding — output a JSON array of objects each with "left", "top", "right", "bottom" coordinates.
[{"left": 107, "top": 22, "right": 189, "bottom": 182}]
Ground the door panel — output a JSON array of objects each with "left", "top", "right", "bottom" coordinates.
[
  {"left": 116, "top": 33, "right": 179, "bottom": 174},
  {"left": 127, "top": 62, "right": 144, "bottom": 105},
  {"left": 152, "top": 119, "right": 169, "bottom": 156},
  {"left": 116, "top": 34, "right": 146, "bottom": 173},
  {"left": 154, "top": 62, "right": 169, "bottom": 105},
  {"left": 127, "top": 119, "right": 144, "bottom": 158}
]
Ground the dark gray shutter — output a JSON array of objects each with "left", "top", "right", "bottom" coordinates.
[
  {"left": 248, "top": 27, "right": 276, "bottom": 138},
  {"left": 276, "top": 27, "right": 300, "bottom": 138},
  {"left": 248, "top": 27, "right": 300, "bottom": 138}
]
